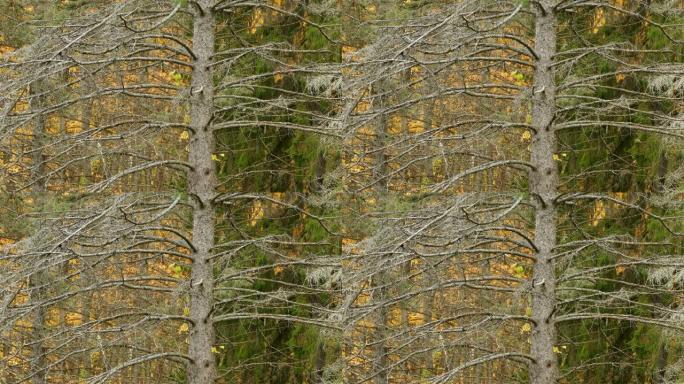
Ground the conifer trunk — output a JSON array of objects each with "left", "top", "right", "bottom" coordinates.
[
  {"left": 29, "top": 81, "right": 48, "bottom": 384},
  {"left": 371, "top": 97, "right": 390, "bottom": 384},
  {"left": 187, "top": 1, "right": 218, "bottom": 383},
  {"left": 529, "top": 1, "right": 559, "bottom": 383}
]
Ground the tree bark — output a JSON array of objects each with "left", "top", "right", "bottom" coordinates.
[
  {"left": 529, "top": 1, "right": 559, "bottom": 384},
  {"left": 187, "top": 1, "right": 218, "bottom": 383},
  {"left": 28, "top": 80, "right": 48, "bottom": 384}
]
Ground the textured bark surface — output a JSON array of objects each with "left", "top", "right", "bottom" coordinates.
[
  {"left": 371, "top": 83, "right": 390, "bottom": 384},
  {"left": 187, "top": 1, "right": 218, "bottom": 383},
  {"left": 29, "top": 81, "right": 48, "bottom": 384},
  {"left": 529, "top": 1, "right": 560, "bottom": 383}
]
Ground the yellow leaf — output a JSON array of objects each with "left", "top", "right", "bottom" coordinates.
[
  {"left": 178, "top": 323, "right": 189, "bottom": 334},
  {"left": 521, "top": 130, "right": 531, "bottom": 141},
  {"left": 591, "top": 8, "right": 606, "bottom": 34},
  {"left": 183, "top": 307, "right": 190, "bottom": 316},
  {"left": 512, "top": 263, "right": 525, "bottom": 278},
  {"left": 591, "top": 200, "right": 606, "bottom": 226},
  {"left": 179, "top": 131, "right": 189, "bottom": 141},
  {"left": 521, "top": 323, "right": 532, "bottom": 333},
  {"left": 249, "top": 9, "right": 265, "bottom": 34},
  {"left": 170, "top": 264, "right": 183, "bottom": 278}
]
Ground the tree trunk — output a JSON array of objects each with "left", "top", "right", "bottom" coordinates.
[
  {"left": 371, "top": 74, "right": 391, "bottom": 384},
  {"left": 28, "top": 80, "right": 48, "bottom": 384},
  {"left": 187, "top": 1, "right": 218, "bottom": 383},
  {"left": 529, "top": 1, "right": 559, "bottom": 384}
]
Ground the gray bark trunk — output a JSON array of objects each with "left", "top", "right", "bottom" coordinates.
[
  {"left": 29, "top": 81, "right": 48, "bottom": 384},
  {"left": 371, "top": 78, "right": 390, "bottom": 384},
  {"left": 529, "top": 2, "right": 560, "bottom": 384},
  {"left": 186, "top": 1, "right": 218, "bottom": 383}
]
